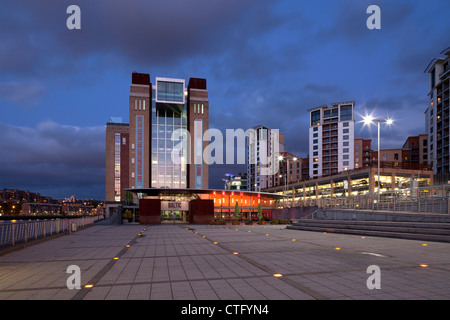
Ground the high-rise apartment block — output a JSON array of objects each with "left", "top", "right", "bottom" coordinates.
[
  {"left": 247, "top": 125, "right": 283, "bottom": 192},
  {"left": 425, "top": 47, "right": 450, "bottom": 176},
  {"left": 308, "top": 102, "right": 355, "bottom": 178},
  {"left": 105, "top": 72, "right": 209, "bottom": 202}
]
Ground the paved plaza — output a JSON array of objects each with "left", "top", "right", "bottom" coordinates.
[{"left": 0, "top": 222, "right": 450, "bottom": 300}]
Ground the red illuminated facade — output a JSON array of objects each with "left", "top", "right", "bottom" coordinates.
[{"left": 128, "top": 188, "right": 284, "bottom": 224}]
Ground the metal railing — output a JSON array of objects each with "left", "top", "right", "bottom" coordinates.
[
  {"left": 0, "top": 215, "right": 102, "bottom": 247},
  {"left": 275, "top": 196, "right": 449, "bottom": 215},
  {"left": 317, "top": 196, "right": 449, "bottom": 214}
]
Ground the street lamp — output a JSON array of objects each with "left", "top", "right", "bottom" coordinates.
[
  {"left": 362, "top": 114, "right": 394, "bottom": 203},
  {"left": 278, "top": 154, "right": 298, "bottom": 206}
]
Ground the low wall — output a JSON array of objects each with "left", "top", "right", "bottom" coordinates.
[{"left": 272, "top": 206, "right": 319, "bottom": 221}]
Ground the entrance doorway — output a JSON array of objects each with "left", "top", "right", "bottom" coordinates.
[{"left": 161, "top": 210, "right": 189, "bottom": 223}]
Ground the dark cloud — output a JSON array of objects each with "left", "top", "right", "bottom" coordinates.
[
  {"left": 0, "top": 81, "right": 46, "bottom": 107},
  {"left": 0, "top": 0, "right": 280, "bottom": 78},
  {"left": 0, "top": 121, "right": 105, "bottom": 199}
]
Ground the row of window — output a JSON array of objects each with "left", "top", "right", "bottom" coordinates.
[
  {"left": 134, "top": 99, "right": 146, "bottom": 111},
  {"left": 193, "top": 103, "right": 205, "bottom": 114},
  {"left": 310, "top": 107, "right": 353, "bottom": 126}
]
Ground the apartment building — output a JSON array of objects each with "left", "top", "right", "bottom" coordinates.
[
  {"left": 308, "top": 102, "right": 355, "bottom": 178},
  {"left": 425, "top": 47, "right": 450, "bottom": 176}
]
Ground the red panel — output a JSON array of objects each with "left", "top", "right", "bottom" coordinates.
[
  {"left": 189, "top": 200, "right": 214, "bottom": 224},
  {"left": 139, "top": 199, "right": 161, "bottom": 224}
]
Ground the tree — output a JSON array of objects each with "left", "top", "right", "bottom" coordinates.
[
  {"left": 124, "top": 191, "right": 134, "bottom": 206},
  {"left": 234, "top": 201, "right": 240, "bottom": 222}
]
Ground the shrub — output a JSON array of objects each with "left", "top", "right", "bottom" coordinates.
[{"left": 210, "top": 219, "right": 226, "bottom": 225}]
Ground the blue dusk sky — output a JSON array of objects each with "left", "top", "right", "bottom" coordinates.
[{"left": 0, "top": 0, "right": 449, "bottom": 200}]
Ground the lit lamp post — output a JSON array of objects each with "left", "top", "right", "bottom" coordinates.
[
  {"left": 362, "top": 114, "right": 394, "bottom": 203},
  {"left": 278, "top": 154, "right": 298, "bottom": 207}
]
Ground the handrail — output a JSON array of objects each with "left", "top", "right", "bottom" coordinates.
[{"left": 0, "top": 215, "right": 102, "bottom": 248}]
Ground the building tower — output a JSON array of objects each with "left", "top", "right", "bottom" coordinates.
[
  {"left": 425, "top": 47, "right": 450, "bottom": 179},
  {"left": 308, "top": 102, "right": 355, "bottom": 178},
  {"left": 105, "top": 72, "right": 209, "bottom": 202},
  {"left": 187, "top": 78, "right": 209, "bottom": 189},
  {"left": 247, "top": 125, "right": 283, "bottom": 191},
  {"left": 105, "top": 117, "right": 130, "bottom": 202},
  {"left": 129, "top": 73, "right": 151, "bottom": 190}
]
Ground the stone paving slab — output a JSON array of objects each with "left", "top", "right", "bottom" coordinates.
[{"left": 0, "top": 223, "right": 450, "bottom": 300}]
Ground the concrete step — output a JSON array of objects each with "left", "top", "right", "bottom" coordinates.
[{"left": 287, "top": 220, "right": 450, "bottom": 243}]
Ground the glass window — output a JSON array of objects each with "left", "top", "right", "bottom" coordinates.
[
  {"left": 311, "top": 110, "right": 320, "bottom": 126},
  {"left": 343, "top": 135, "right": 349, "bottom": 140},
  {"left": 340, "top": 104, "right": 353, "bottom": 121},
  {"left": 157, "top": 80, "right": 184, "bottom": 102},
  {"left": 332, "top": 108, "right": 339, "bottom": 117}
]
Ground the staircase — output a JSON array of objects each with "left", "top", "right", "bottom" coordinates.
[{"left": 287, "top": 219, "right": 450, "bottom": 243}]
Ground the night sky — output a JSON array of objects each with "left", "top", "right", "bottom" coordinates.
[{"left": 1, "top": 0, "right": 449, "bottom": 200}]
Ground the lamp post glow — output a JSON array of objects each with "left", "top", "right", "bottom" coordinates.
[{"left": 362, "top": 115, "right": 394, "bottom": 203}]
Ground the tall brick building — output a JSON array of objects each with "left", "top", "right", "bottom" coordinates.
[{"left": 105, "top": 72, "right": 209, "bottom": 202}]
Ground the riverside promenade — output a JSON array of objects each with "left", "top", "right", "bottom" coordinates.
[{"left": 0, "top": 222, "right": 449, "bottom": 301}]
